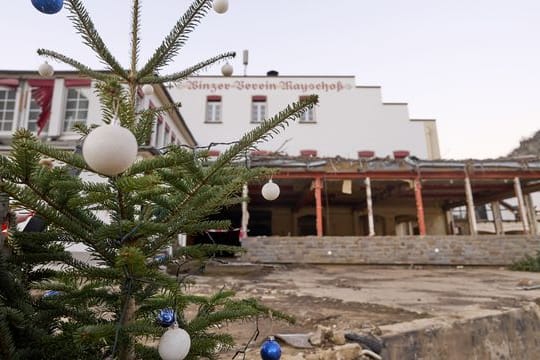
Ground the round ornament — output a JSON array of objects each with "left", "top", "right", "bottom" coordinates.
[
  {"left": 221, "top": 63, "right": 233, "bottom": 77},
  {"left": 38, "top": 62, "right": 54, "bottom": 77},
  {"left": 158, "top": 326, "right": 191, "bottom": 360},
  {"left": 213, "top": 0, "right": 228, "bottom": 14},
  {"left": 142, "top": 84, "right": 154, "bottom": 96},
  {"left": 261, "top": 180, "right": 280, "bottom": 201},
  {"left": 156, "top": 308, "right": 176, "bottom": 328},
  {"left": 31, "top": 0, "right": 64, "bottom": 14},
  {"left": 260, "top": 337, "right": 281, "bottom": 360},
  {"left": 82, "top": 124, "right": 138, "bottom": 176}
]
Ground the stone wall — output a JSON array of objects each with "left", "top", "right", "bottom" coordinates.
[{"left": 240, "top": 235, "right": 540, "bottom": 265}]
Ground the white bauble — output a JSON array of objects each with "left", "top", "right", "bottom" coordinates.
[
  {"left": 38, "top": 62, "right": 54, "bottom": 77},
  {"left": 158, "top": 327, "right": 191, "bottom": 360},
  {"left": 142, "top": 84, "right": 154, "bottom": 96},
  {"left": 221, "top": 63, "right": 233, "bottom": 77},
  {"left": 82, "top": 124, "right": 138, "bottom": 176},
  {"left": 213, "top": 0, "right": 228, "bottom": 14},
  {"left": 262, "top": 180, "right": 280, "bottom": 201}
]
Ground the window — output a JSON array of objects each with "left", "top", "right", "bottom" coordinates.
[
  {"left": 299, "top": 96, "right": 316, "bottom": 123},
  {"left": 27, "top": 96, "right": 49, "bottom": 133},
  {"left": 0, "top": 89, "right": 16, "bottom": 132},
  {"left": 205, "top": 95, "right": 221, "bottom": 123},
  {"left": 251, "top": 95, "right": 266, "bottom": 123},
  {"left": 64, "top": 88, "right": 89, "bottom": 132}
]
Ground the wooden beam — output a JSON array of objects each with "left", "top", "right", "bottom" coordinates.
[{"left": 314, "top": 177, "right": 323, "bottom": 237}]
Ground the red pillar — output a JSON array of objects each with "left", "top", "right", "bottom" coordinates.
[
  {"left": 314, "top": 177, "right": 323, "bottom": 237},
  {"left": 414, "top": 177, "right": 426, "bottom": 236}
]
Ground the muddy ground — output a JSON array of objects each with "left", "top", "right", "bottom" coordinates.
[{"left": 182, "top": 263, "right": 540, "bottom": 358}]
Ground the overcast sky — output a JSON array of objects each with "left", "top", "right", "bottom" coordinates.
[{"left": 2, "top": 0, "right": 539, "bottom": 159}]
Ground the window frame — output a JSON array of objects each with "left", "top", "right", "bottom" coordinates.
[
  {"left": 63, "top": 87, "right": 90, "bottom": 133},
  {"left": 251, "top": 95, "right": 267, "bottom": 124},
  {"left": 298, "top": 96, "right": 316, "bottom": 123},
  {"left": 0, "top": 87, "right": 18, "bottom": 133},
  {"left": 205, "top": 95, "right": 222, "bottom": 123}
]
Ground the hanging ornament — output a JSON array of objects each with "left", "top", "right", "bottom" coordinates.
[
  {"left": 31, "top": 0, "right": 64, "bottom": 14},
  {"left": 260, "top": 337, "right": 281, "bottom": 360},
  {"left": 213, "top": 0, "right": 229, "bottom": 14},
  {"left": 82, "top": 123, "right": 138, "bottom": 176},
  {"left": 38, "top": 61, "right": 54, "bottom": 77},
  {"left": 156, "top": 308, "right": 176, "bottom": 328},
  {"left": 158, "top": 325, "right": 191, "bottom": 360},
  {"left": 221, "top": 62, "right": 233, "bottom": 77},
  {"left": 154, "top": 254, "right": 168, "bottom": 263},
  {"left": 142, "top": 84, "right": 154, "bottom": 96},
  {"left": 262, "top": 179, "right": 280, "bottom": 201}
]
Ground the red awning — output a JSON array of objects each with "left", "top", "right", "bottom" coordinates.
[
  {"left": 0, "top": 78, "right": 19, "bottom": 87},
  {"left": 64, "top": 78, "right": 92, "bottom": 87}
]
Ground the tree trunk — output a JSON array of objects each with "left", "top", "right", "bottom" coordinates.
[{"left": 118, "top": 296, "right": 137, "bottom": 360}]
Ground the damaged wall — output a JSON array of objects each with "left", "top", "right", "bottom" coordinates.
[{"left": 381, "top": 303, "right": 540, "bottom": 360}]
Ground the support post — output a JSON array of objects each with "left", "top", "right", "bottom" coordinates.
[
  {"left": 445, "top": 210, "right": 455, "bottom": 235},
  {"left": 525, "top": 194, "right": 538, "bottom": 235},
  {"left": 239, "top": 183, "right": 249, "bottom": 240},
  {"left": 314, "top": 177, "right": 323, "bottom": 237},
  {"left": 365, "top": 177, "right": 375, "bottom": 236},
  {"left": 464, "top": 175, "right": 478, "bottom": 235},
  {"left": 514, "top": 177, "right": 530, "bottom": 234},
  {"left": 491, "top": 201, "right": 504, "bottom": 235},
  {"left": 414, "top": 177, "right": 426, "bottom": 236}
]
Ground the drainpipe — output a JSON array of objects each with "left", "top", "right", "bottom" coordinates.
[
  {"left": 464, "top": 175, "right": 478, "bottom": 236},
  {"left": 514, "top": 177, "right": 530, "bottom": 234},
  {"left": 314, "top": 177, "right": 323, "bottom": 236},
  {"left": 414, "top": 176, "right": 426, "bottom": 236},
  {"left": 365, "top": 177, "right": 375, "bottom": 236}
]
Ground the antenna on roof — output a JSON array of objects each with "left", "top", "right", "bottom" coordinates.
[{"left": 243, "top": 49, "right": 249, "bottom": 76}]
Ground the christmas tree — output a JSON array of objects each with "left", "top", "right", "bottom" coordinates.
[{"left": 0, "top": 0, "right": 316, "bottom": 359}]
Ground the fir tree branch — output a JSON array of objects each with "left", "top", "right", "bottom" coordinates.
[
  {"left": 1, "top": 182, "right": 91, "bottom": 243},
  {"left": 138, "top": 0, "right": 213, "bottom": 78},
  {"left": 24, "top": 140, "right": 90, "bottom": 171},
  {"left": 130, "top": 0, "right": 141, "bottom": 80},
  {"left": 37, "top": 49, "right": 113, "bottom": 82},
  {"left": 139, "top": 52, "right": 236, "bottom": 84},
  {"left": 65, "top": 0, "right": 128, "bottom": 79}
]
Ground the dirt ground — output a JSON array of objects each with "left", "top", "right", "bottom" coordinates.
[{"left": 184, "top": 262, "right": 540, "bottom": 358}]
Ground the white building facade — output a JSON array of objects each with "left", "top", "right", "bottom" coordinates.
[
  {"left": 171, "top": 74, "right": 440, "bottom": 159},
  {"left": 0, "top": 71, "right": 196, "bottom": 153}
]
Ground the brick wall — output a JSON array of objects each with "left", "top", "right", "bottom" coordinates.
[{"left": 240, "top": 235, "right": 540, "bottom": 265}]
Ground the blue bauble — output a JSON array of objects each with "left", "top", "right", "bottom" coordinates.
[
  {"left": 156, "top": 308, "right": 176, "bottom": 328},
  {"left": 260, "top": 337, "right": 281, "bottom": 360},
  {"left": 154, "top": 254, "right": 167, "bottom": 263},
  {"left": 43, "top": 290, "right": 61, "bottom": 298},
  {"left": 31, "top": 0, "right": 63, "bottom": 15}
]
